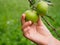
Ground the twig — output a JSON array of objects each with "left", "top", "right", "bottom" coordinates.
[
  {"left": 28, "top": 0, "right": 35, "bottom": 6},
  {"left": 41, "top": 16, "right": 60, "bottom": 37},
  {"left": 45, "top": 15, "right": 55, "bottom": 21}
]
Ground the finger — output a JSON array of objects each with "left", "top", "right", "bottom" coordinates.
[
  {"left": 21, "top": 14, "right": 26, "bottom": 24},
  {"left": 37, "top": 17, "right": 43, "bottom": 26},
  {"left": 23, "top": 26, "right": 31, "bottom": 40},
  {"left": 22, "top": 21, "right": 32, "bottom": 29},
  {"left": 23, "top": 26, "right": 30, "bottom": 33},
  {"left": 23, "top": 26, "right": 31, "bottom": 37}
]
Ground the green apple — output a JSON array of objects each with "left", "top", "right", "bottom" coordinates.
[
  {"left": 36, "top": 1, "right": 48, "bottom": 16},
  {"left": 25, "top": 10, "right": 38, "bottom": 23}
]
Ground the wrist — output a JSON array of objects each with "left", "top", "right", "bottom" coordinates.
[
  {"left": 53, "top": 38, "right": 60, "bottom": 45},
  {"left": 48, "top": 36, "right": 60, "bottom": 45},
  {"left": 37, "top": 36, "right": 60, "bottom": 45}
]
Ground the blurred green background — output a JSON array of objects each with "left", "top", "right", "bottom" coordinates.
[{"left": 0, "top": 0, "right": 60, "bottom": 45}]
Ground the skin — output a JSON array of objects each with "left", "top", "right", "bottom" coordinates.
[{"left": 21, "top": 14, "right": 60, "bottom": 45}]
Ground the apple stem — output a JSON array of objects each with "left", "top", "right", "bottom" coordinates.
[{"left": 41, "top": 16, "right": 60, "bottom": 38}]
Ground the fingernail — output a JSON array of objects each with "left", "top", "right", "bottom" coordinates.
[
  {"left": 22, "top": 14, "right": 25, "bottom": 16},
  {"left": 29, "top": 21, "right": 32, "bottom": 24},
  {"left": 22, "top": 14, "right": 25, "bottom": 19}
]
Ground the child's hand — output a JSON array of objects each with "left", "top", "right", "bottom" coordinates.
[{"left": 21, "top": 14, "right": 60, "bottom": 45}]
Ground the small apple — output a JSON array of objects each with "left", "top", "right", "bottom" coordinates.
[
  {"left": 25, "top": 10, "right": 38, "bottom": 23},
  {"left": 36, "top": 1, "right": 48, "bottom": 16}
]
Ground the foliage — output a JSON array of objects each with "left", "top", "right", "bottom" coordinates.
[{"left": 0, "top": 0, "right": 60, "bottom": 45}]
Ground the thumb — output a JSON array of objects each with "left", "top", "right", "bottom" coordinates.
[{"left": 37, "top": 17, "right": 43, "bottom": 26}]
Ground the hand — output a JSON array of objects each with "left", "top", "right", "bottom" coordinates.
[{"left": 21, "top": 14, "right": 60, "bottom": 45}]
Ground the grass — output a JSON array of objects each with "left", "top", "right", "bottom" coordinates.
[{"left": 0, "top": 0, "right": 60, "bottom": 45}]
